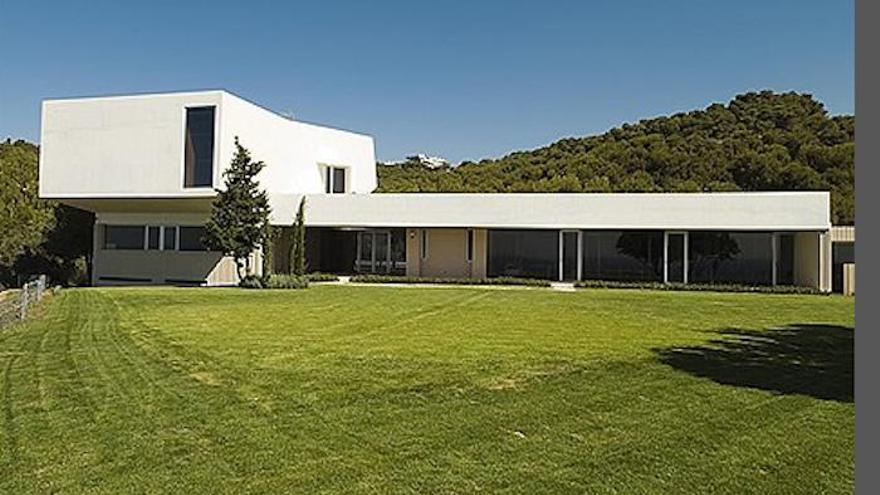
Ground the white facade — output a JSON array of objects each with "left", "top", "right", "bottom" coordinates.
[
  {"left": 40, "top": 90, "right": 376, "bottom": 201},
  {"left": 38, "top": 90, "right": 833, "bottom": 290}
]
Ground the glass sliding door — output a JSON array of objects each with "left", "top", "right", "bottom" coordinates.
[
  {"left": 581, "top": 230, "right": 663, "bottom": 282},
  {"left": 355, "top": 230, "right": 406, "bottom": 274},
  {"left": 357, "top": 231, "right": 375, "bottom": 272},
  {"left": 374, "top": 231, "right": 390, "bottom": 273},
  {"left": 487, "top": 230, "right": 558, "bottom": 280},
  {"left": 688, "top": 231, "right": 774, "bottom": 285},
  {"left": 665, "top": 232, "right": 687, "bottom": 283}
]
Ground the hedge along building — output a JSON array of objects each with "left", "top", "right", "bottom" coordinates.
[{"left": 39, "top": 90, "right": 833, "bottom": 290}]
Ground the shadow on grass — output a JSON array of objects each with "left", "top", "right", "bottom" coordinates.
[{"left": 655, "top": 324, "right": 853, "bottom": 402}]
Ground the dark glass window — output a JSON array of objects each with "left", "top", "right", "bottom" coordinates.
[
  {"left": 832, "top": 241, "right": 854, "bottom": 292},
  {"left": 466, "top": 230, "right": 474, "bottom": 262},
  {"left": 184, "top": 107, "right": 215, "bottom": 187},
  {"left": 582, "top": 231, "right": 663, "bottom": 282},
  {"left": 104, "top": 225, "right": 144, "bottom": 250},
  {"left": 179, "top": 226, "right": 208, "bottom": 251},
  {"left": 147, "top": 226, "right": 160, "bottom": 250},
  {"left": 777, "top": 234, "right": 794, "bottom": 285},
  {"left": 562, "top": 231, "right": 578, "bottom": 281},
  {"left": 332, "top": 167, "right": 346, "bottom": 193},
  {"left": 487, "top": 230, "right": 558, "bottom": 280},
  {"left": 163, "top": 226, "right": 177, "bottom": 251},
  {"left": 688, "top": 232, "right": 773, "bottom": 285},
  {"left": 420, "top": 230, "right": 428, "bottom": 259},
  {"left": 391, "top": 229, "right": 407, "bottom": 275},
  {"left": 667, "top": 233, "right": 686, "bottom": 283}
]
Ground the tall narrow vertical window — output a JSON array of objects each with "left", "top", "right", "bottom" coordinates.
[
  {"left": 420, "top": 229, "right": 428, "bottom": 260},
  {"left": 466, "top": 229, "right": 474, "bottom": 263},
  {"left": 184, "top": 106, "right": 215, "bottom": 187},
  {"left": 332, "top": 167, "right": 346, "bottom": 193}
]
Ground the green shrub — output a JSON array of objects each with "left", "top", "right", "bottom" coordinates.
[
  {"left": 239, "top": 275, "right": 264, "bottom": 289},
  {"left": 263, "top": 274, "right": 310, "bottom": 289},
  {"left": 349, "top": 274, "right": 551, "bottom": 287},
  {"left": 573, "top": 279, "right": 824, "bottom": 295},
  {"left": 306, "top": 272, "right": 339, "bottom": 282}
]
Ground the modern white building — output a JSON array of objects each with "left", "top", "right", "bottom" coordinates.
[{"left": 39, "top": 90, "right": 834, "bottom": 290}]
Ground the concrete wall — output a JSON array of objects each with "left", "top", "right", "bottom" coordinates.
[
  {"left": 40, "top": 91, "right": 377, "bottom": 206},
  {"left": 793, "top": 231, "right": 832, "bottom": 291},
  {"left": 405, "top": 228, "right": 487, "bottom": 278},
  {"left": 91, "top": 211, "right": 256, "bottom": 286},
  {"left": 41, "top": 91, "right": 224, "bottom": 198}
]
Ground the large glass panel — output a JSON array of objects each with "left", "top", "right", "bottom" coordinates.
[
  {"left": 667, "top": 233, "right": 685, "bottom": 283},
  {"left": 777, "top": 234, "right": 794, "bottom": 285},
  {"left": 562, "top": 231, "right": 578, "bottom": 281},
  {"left": 487, "top": 230, "right": 558, "bottom": 280},
  {"left": 688, "top": 232, "right": 773, "bottom": 285},
  {"left": 184, "top": 107, "right": 215, "bottom": 188},
  {"left": 358, "top": 231, "right": 373, "bottom": 272},
  {"left": 104, "top": 225, "right": 144, "bottom": 250},
  {"left": 390, "top": 229, "right": 407, "bottom": 274},
  {"left": 582, "top": 231, "right": 663, "bottom": 281},
  {"left": 179, "top": 227, "right": 208, "bottom": 251},
  {"left": 375, "top": 232, "right": 389, "bottom": 273}
]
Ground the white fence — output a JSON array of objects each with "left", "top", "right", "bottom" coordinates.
[{"left": 0, "top": 275, "right": 48, "bottom": 328}]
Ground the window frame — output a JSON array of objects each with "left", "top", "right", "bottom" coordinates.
[
  {"left": 183, "top": 105, "right": 217, "bottom": 189},
  {"left": 466, "top": 229, "right": 474, "bottom": 263},
  {"left": 321, "top": 165, "right": 349, "bottom": 194},
  {"left": 103, "top": 225, "right": 148, "bottom": 250}
]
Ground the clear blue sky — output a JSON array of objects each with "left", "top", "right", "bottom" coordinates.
[{"left": 0, "top": 0, "right": 853, "bottom": 163}]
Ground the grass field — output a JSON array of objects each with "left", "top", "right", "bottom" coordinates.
[{"left": 0, "top": 286, "right": 854, "bottom": 493}]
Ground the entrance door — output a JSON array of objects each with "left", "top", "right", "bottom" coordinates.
[
  {"left": 559, "top": 230, "right": 581, "bottom": 281},
  {"left": 356, "top": 231, "right": 391, "bottom": 273}
]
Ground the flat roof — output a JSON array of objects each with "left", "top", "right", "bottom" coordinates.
[{"left": 267, "top": 192, "right": 831, "bottom": 231}]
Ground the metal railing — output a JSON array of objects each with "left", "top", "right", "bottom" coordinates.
[{"left": 0, "top": 275, "right": 47, "bottom": 328}]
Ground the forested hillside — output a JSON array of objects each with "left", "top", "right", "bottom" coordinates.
[
  {"left": 377, "top": 91, "right": 854, "bottom": 224},
  {"left": 0, "top": 139, "right": 92, "bottom": 287}
]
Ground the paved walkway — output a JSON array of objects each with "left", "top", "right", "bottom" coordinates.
[{"left": 314, "top": 276, "right": 576, "bottom": 292}]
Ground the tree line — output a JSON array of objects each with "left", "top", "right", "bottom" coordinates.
[
  {"left": 0, "top": 139, "right": 93, "bottom": 288},
  {"left": 377, "top": 91, "right": 854, "bottom": 224}
]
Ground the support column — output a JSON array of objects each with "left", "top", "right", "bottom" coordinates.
[
  {"left": 771, "top": 233, "right": 778, "bottom": 286},
  {"left": 683, "top": 232, "right": 689, "bottom": 285},
  {"left": 576, "top": 231, "right": 583, "bottom": 281},
  {"left": 557, "top": 230, "right": 564, "bottom": 282}
]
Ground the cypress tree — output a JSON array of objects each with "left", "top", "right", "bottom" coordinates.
[
  {"left": 204, "top": 137, "right": 271, "bottom": 280},
  {"left": 289, "top": 197, "right": 306, "bottom": 275}
]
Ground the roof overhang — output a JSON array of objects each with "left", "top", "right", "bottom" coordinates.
[
  {"left": 53, "top": 197, "right": 214, "bottom": 214},
  {"left": 269, "top": 192, "right": 831, "bottom": 231}
]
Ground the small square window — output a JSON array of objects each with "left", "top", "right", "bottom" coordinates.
[{"left": 324, "top": 166, "right": 347, "bottom": 194}]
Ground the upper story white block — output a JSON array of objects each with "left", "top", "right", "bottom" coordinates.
[{"left": 39, "top": 90, "right": 377, "bottom": 199}]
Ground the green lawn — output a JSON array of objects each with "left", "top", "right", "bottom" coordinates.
[{"left": 0, "top": 286, "right": 854, "bottom": 493}]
